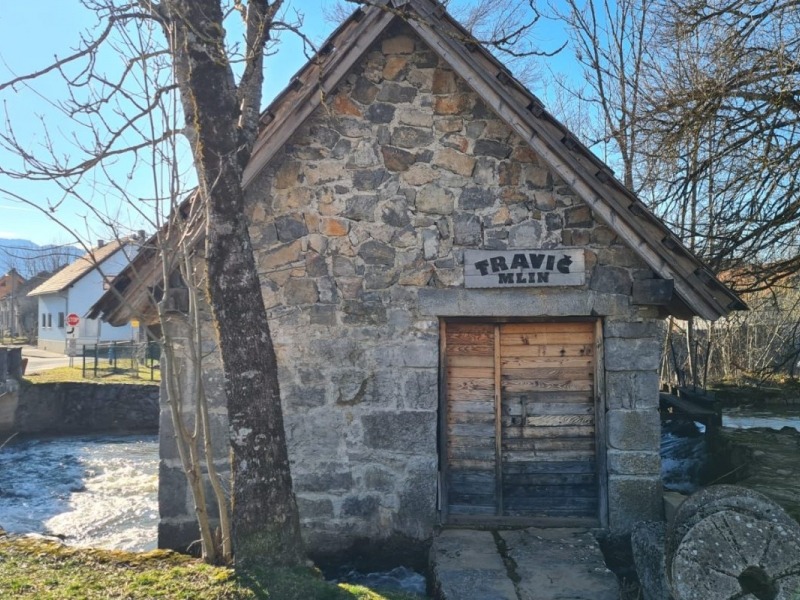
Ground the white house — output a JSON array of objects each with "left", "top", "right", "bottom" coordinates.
[{"left": 27, "top": 238, "right": 139, "bottom": 353}]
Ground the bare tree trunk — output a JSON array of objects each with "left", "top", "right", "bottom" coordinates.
[
  {"left": 159, "top": 307, "right": 218, "bottom": 564},
  {"left": 164, "top": 0, "right": 303, "bottom": 566}
]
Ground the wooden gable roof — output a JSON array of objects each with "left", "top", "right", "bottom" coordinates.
[
  {"left": 93, "top": 0, "right": 744, "bottom": 325},
  {"left": 241, "top": 0, "right": 744, "bottom": 320},
  {"left": 87, "top": 194, "right": 205, "bottom": 326}
]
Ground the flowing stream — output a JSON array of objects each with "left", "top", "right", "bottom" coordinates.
[
  {"left": 0, "top": 434, "right": 159, "bottom": 551},
  {"left": 721, "top": 406, "right": 800, "bottom": 432},
  {"left": 661, "top": 402, "right": 800, "bottom": 500},
  {"left": 0, "top": 433, "right": 428, "bottom": 596}
]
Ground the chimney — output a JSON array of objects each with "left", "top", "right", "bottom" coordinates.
[
  {"left": 137, "top": 230, "right": 146, "bottom": 241},
  {"left": 97, "top": 239, "right": 106, "bottom": 248}
]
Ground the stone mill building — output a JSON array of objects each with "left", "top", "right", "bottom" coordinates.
[{"left": 92, "top": 0, "right": 743, "bottom": 555}]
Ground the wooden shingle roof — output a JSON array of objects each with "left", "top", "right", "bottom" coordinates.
[
  {"left": 92, "top": 0, "right": 744, "bottom": 324},
  {"left": 241, "top": 0, "right": 744, "bottom": 320}
]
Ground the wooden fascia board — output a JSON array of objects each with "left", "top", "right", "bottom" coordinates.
[
  {"left": 89, "top": 253, "right": 154, "bottom": 324},
  {"left": 97, "top": 207, "right": 207, "bottom": 326},
  {"left": 242, "top": 7, "right": 396, "bottom": 188},
  {"left": 404, "top": 10, "right": 730, "bottom": 320}
]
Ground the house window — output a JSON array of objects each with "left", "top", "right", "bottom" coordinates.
[
  {"left": 58, "top": 312, "right": 65, "bottom": 328},
  {"left": 42, "top": 313, "right": 46, "bottom": 327},
  {"left": 47, "top": 313, "right": 52, "bottom": 328}
]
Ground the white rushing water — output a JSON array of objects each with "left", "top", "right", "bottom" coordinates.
[
  {"left": 0, "top": 434, "right": 158, "bottom": 551},
  {"left": 722, "top": 407, "right": 800, "bottom": 432},
  {"left": 660, "top": 421, "right": 707, "bottom": 494}
]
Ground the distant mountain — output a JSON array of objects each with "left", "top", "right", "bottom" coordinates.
[{"left": 0, "top": 238, "right": 83, "bottom": 279}]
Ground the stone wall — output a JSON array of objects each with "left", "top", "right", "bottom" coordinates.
[
  {"left": 9, "top": 382, "right": 158, "bottom": 435},
  {"left": 156, "top": 309, "right": 230, "bottom": 551},
  {"left": 604, "top": 319, "right": 664, "bottom": 530},
  {"left": 158, "top": 21, "right": 665, "bottom": 553},
  {"left": 0, "top": 348, "right": 23, "bottom": 435}
]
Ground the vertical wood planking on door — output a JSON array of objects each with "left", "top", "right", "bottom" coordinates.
[
  {"left": 445, "top": 323, "right": 497, "bottom": 515},
  {"left": 494, "top": 324, "right": 503, "bottom": 516},
  {"left": 444, "top": 321, "right": 599, "bottom": 521},
  {"left": 499, "top": 322, "right": 598, "bottom": 518}
]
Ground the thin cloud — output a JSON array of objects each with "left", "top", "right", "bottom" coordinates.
[{"left": 0, "top": 203, "right": 37, "bottom": 212}]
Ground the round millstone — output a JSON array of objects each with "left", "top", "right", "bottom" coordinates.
[
  {"left": 670, "top": 508, "right": 800, "bottom": 600},
  {"left": 665, "top": 485, "right": 800, "bottom": 586}
]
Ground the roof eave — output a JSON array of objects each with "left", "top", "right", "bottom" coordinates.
[
  {"left": 242, "top": 4, "right": 397, "bottom": 188},
  {"left": 402, "top": 0, "right": 743, "bottom": 320}
]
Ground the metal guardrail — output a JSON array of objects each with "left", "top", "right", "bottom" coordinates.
[{"left": 81, "top": 341, "right": 160, "bottom": 380}]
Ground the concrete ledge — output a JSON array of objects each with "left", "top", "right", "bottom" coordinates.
[
  {"left": 430, "top": 530, "right": 517, "bottom": 600},
  {"left": 13, "top": 382, "right": 158, "bottom": 435},
  {"left": 418, "top": 288, "right": 631, "bottom": 317}
]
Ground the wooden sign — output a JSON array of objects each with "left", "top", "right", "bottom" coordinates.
[{"left": 464, "top": 249, "right": 585, "bottom": 288}]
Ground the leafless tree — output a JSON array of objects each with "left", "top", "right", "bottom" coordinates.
[
  {"left": 0, "top": 0, "right": 302, "bottom": 566},
  {"left": 0, "top": 0, "right": 563, "bottom": 566},
  {"left": 0, "top": 243, "right": 79, "bottom": 279},
  {"left": 641, "top": 0, "right": 800, "bottom": 293},
  {"left": 547, "top": 0, "right": 800, "bottom": 387},
  {"left": 546, "top": 0, "right": 656, "bottom": 192}
]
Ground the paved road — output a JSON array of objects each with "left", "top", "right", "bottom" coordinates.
[{"left": 20, "top": 346, "right": 73, "bottom": 374}]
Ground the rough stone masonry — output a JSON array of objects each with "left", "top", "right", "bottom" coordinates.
[{"left": 158, "top": 21, "right": 664, "bottom": 555}]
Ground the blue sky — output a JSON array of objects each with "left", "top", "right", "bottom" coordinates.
[
  {"left": 0, "top": 1, "right": 573, "bottom": 248},
  {"left": 0, "top": 0, "right": 337, "bottom": 247}
]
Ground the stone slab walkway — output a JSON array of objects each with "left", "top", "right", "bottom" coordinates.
[{"left": 430, "top": 528, "right": 619, "bottom": 600}]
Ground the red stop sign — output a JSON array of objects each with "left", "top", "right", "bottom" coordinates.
[{"left": 66, "top": 313, "right": 80, "bottom": 327}]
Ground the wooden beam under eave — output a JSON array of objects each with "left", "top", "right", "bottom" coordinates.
[{"left": 632, "top": 278, "right": 674, "bottom": 306}]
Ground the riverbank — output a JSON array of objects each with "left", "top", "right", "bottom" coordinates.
[
  {"left": 710, "top": 379, "right": 800, "bottom": 405},
  {"left": 0, "top": 532, "right": 421, "bottom": 600}
]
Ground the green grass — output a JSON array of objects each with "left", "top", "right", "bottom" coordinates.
[
  {"left": 0, "top": 534, "right": 423, "bottom": 600},
  {"left": 24, "top": 363, "right": 160, "bottom": 384}
]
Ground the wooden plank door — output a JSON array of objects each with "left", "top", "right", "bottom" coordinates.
[
  {"left": 499, "top": 322, "right": 597, "bottom": 518},
  {"left": 443, "top": 321, "right": 598, "bottom": 521},
  {"left": 444, "top": 323, "right": 497, "bottom": 516}
]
